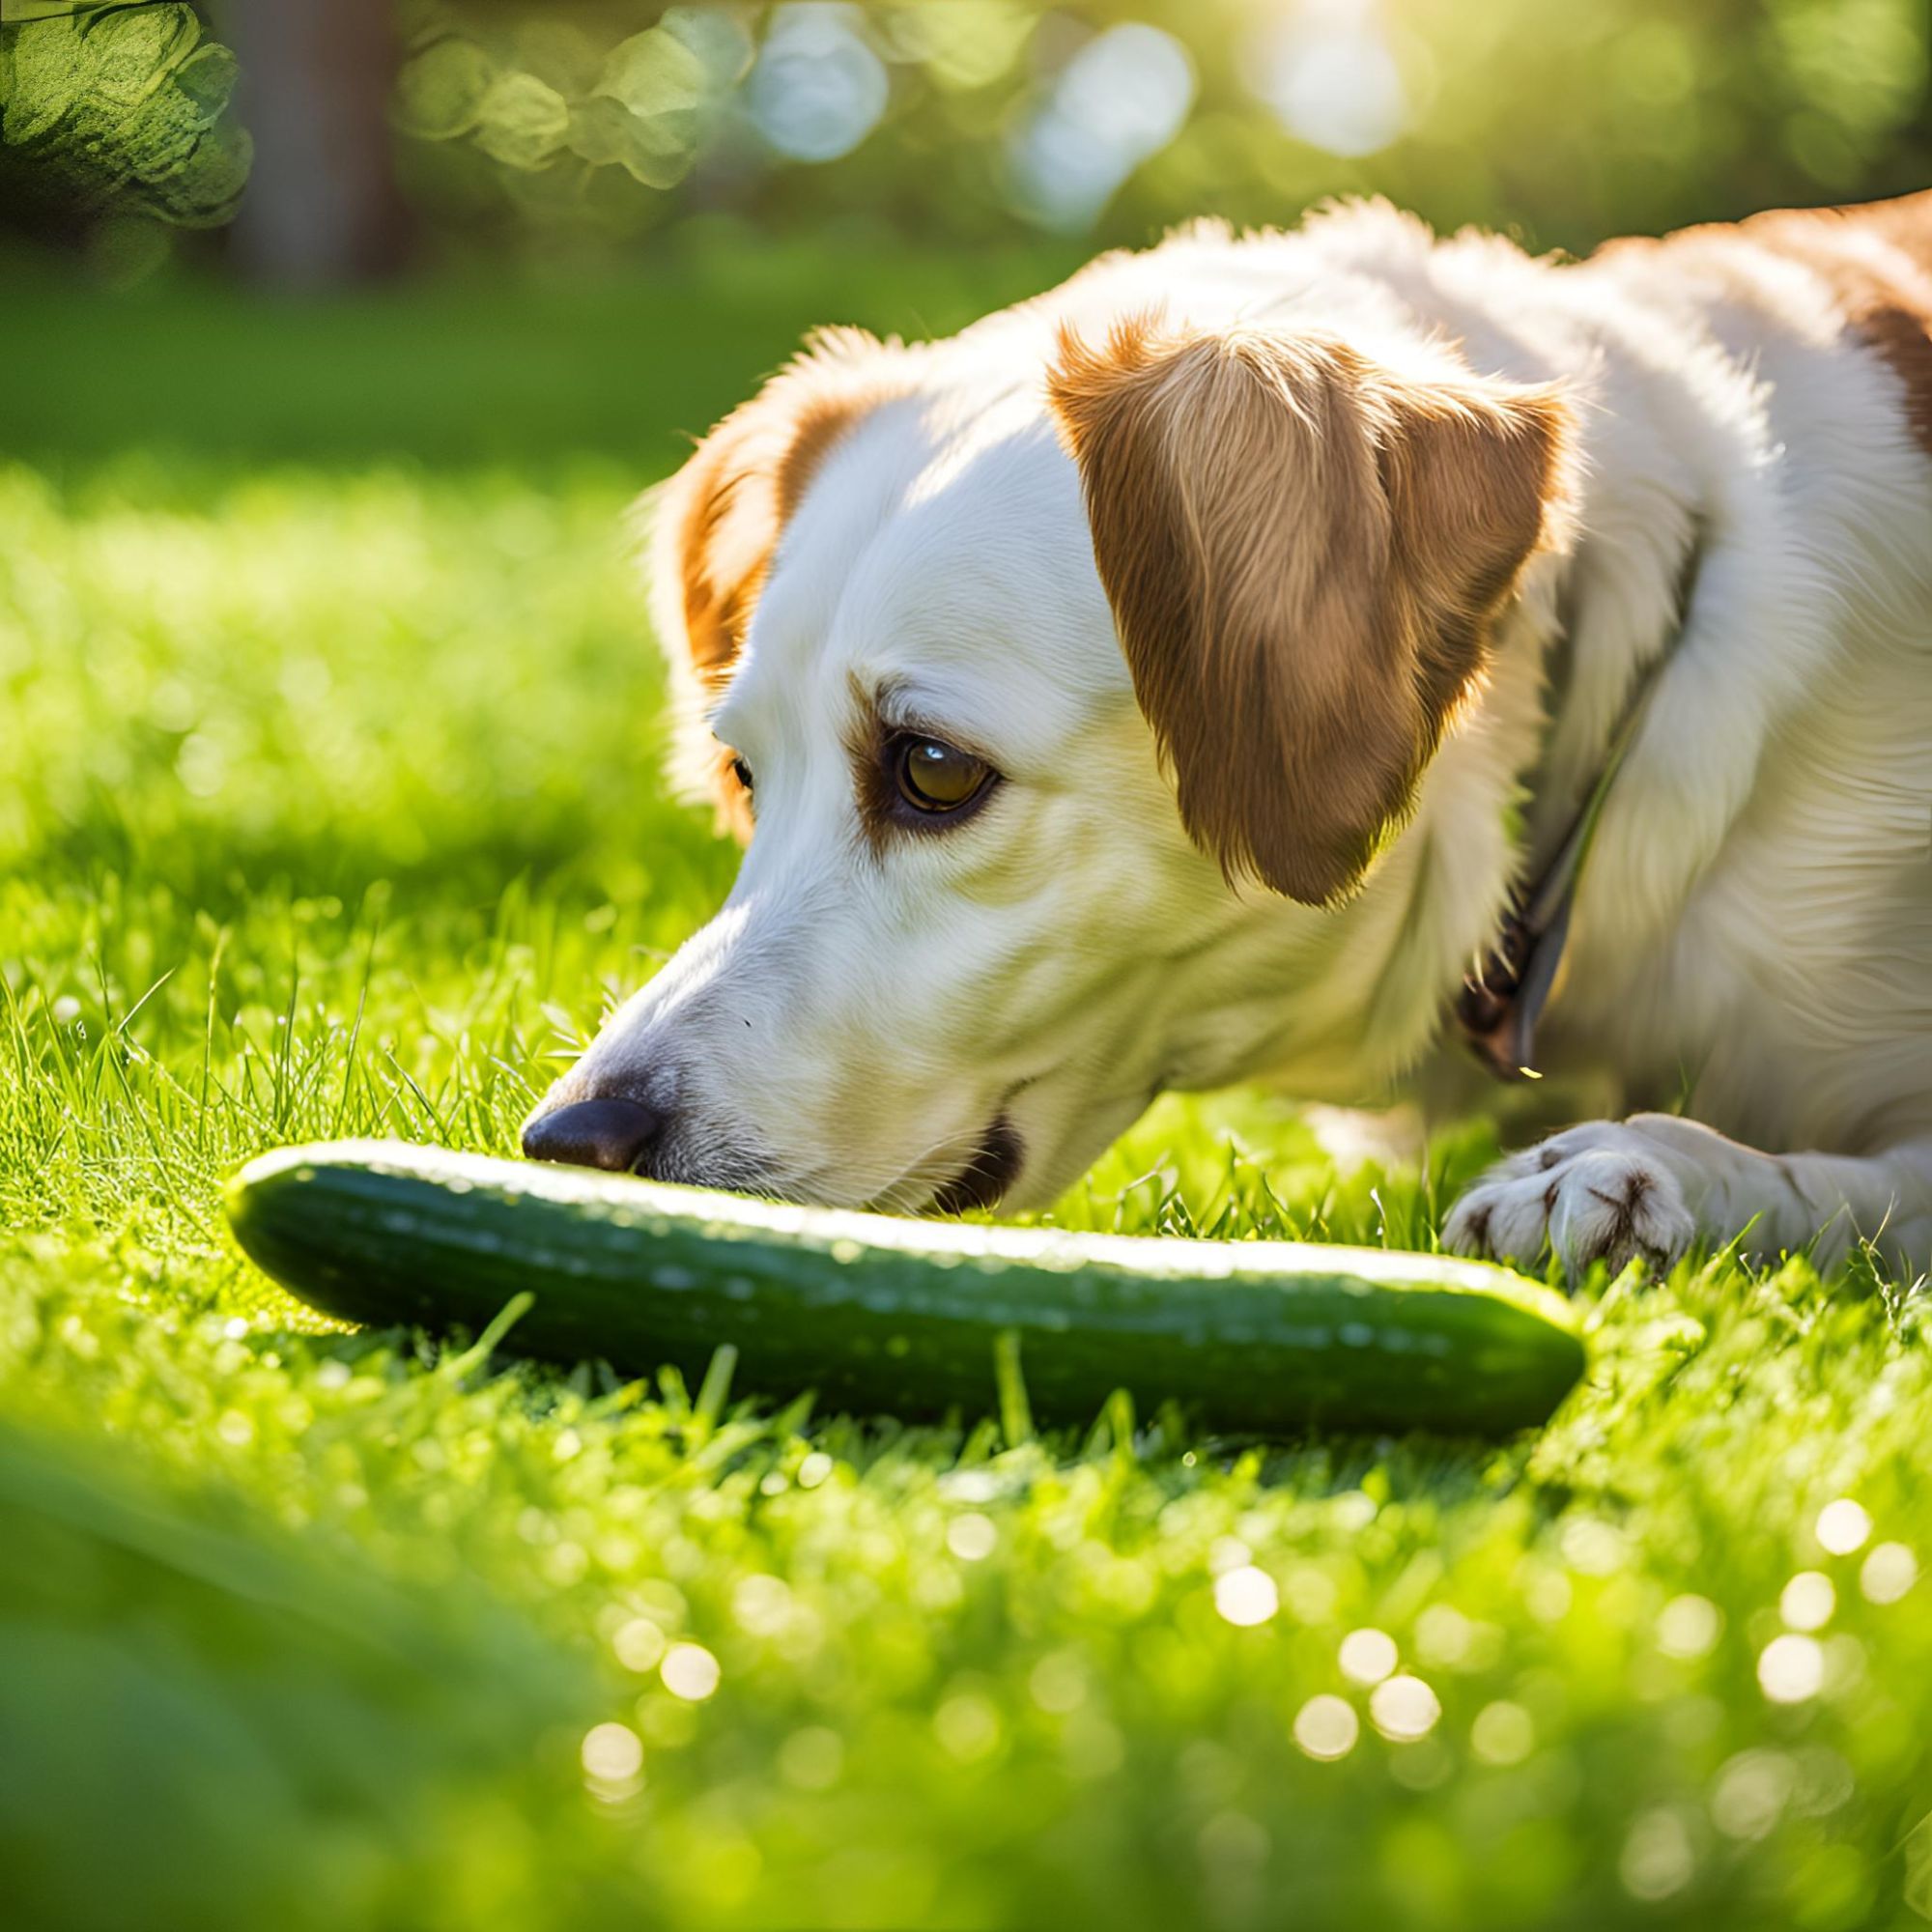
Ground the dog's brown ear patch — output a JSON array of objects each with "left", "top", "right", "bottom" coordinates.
[
  {"left": 1048, "top": 318, "right": 1573, "bottom": 904},
  {"left": 649, "top": 327, "right": 905, "bottom": 837}
]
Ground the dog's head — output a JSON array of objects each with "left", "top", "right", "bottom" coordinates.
[{"left": 523, "top": 294, "right": 1573, "bottom": 1209}]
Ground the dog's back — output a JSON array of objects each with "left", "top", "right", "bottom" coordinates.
[{"left": 1551, "top": 198, "right": 1932, "bottom": 1152}]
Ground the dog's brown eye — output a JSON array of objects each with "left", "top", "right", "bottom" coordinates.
[
  {"left": 895, "top": 736, "right": 990, "bottom": 812},
  {"left": 728, "top": 755, "right": 753, "bottom": 794}
]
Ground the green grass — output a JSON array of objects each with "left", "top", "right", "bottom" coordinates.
[{"left": 2, "top": 251, "right": 1929, "bottom": 1932}]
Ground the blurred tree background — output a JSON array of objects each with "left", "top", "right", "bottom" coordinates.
[{"left": 3, "top": 0, "right": 1928, "bottom": 283}]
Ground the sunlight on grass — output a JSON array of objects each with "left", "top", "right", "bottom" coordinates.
[{"left": 2, "top": 270, "right": 1929, "bottom": 1931}]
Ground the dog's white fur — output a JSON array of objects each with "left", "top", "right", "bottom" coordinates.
[{"left": 529, "top": 196, "right": 1932, "bottom": 1278}]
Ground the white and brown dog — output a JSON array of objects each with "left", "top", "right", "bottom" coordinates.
[{"left": 524, "top": 192, "right": 1932, "bottom": 1282}]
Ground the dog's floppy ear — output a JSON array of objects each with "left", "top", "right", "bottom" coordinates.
[
  {"left": 646, "top": 327, "right": 906, "bottom": 838},
  {"left": 1047, "top": 317, "right": 1574, "bottom": 904}
]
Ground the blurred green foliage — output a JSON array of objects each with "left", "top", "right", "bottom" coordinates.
[
  {"left": 4, "top": 2, "right": 1925, "bottom": 270},
  {"left": 0, "top": 1, "right": 248, "bottom": 228},
  {"left": 395, "top": 2, "right": 753, "bottom": 186},
  {"left": 402, "top": 0, "right": 1932, "bottom": 257}
]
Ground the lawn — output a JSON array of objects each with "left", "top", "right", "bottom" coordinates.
[{"left": 3, "top": 245, "right": 1929, "bottom": 1932}]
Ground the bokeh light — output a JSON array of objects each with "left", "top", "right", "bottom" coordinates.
[
  {"left": 1780, "top": 1571, "right": 1835, "bottom": 1632},
  {"left": 1007, "top": 22, "right": 1194, "bottom": 231},
  {"left": 1620, "top": 1808, "right": 1696, "bottom": 1900},
  {"left": 1656, "top": 1593, "right": 1723, "bottom": 1660},
  {"left": 612, "top": 1616, "right": 668, "bottom": 1671},
  {"left": 661, "top": 1641, "right": 722, "bottom": 1702},
  {"left": 1861, "top": 1541, "right": 1918, "bottom": 1604},
  {"left": 1758, "top": 1634, "right": 1826, "bottom": 1704},
  {"left": 1293, "top": 1693, "right": 1360, "bottom": 1761},
  {"left": 1339, "top": 1626, "right": 1399, "bottom": 1685},
  {"left": 581, "top": 1720, "right": 644, "bottom": 1783},
  {"left": 747, "top": 3, "right": 889, "bottom": 162},
  {"left": 1368, "top": 1672, "right": 1440, "bottom": 1741},
  {"left": 1213, "top": 1564, "right": 1280, "bottom": 1627},
  {"left": 1249, "top": 0, "right": 1407, "bottom": 157},
  {"left": 1816, "top": 1497, "right": 1873, "bottom": 1555},
  {"left": 1469, "top": 1699, "right": 1535, "bottom": 1766},
  {"left": 947, "top": 1511, "right": 999, "bottom": 1560}
]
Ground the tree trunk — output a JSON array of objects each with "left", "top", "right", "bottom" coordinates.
[{"left": 226, "top": 0, "right": 412, "bottom": 287}]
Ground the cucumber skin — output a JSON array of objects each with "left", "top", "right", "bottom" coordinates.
[{"left": 226, "top": 1141, "right": 1585, "bottom": 1438}]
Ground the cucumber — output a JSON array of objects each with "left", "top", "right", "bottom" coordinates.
[{"left": 226, "top": 1140, "right": 1585, "bottom": 1437}]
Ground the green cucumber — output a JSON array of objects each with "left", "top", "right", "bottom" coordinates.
[{"left": 226, "top": 1140, "right": 1585, "bottom": 1437}]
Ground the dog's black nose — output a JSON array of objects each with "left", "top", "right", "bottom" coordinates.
[{"left": 521, "top": 1097, "right": 664, "bottom": 1174}]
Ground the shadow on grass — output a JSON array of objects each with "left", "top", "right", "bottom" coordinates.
[{"left": 0, "top": 236, "right": 1087, "bottom": 472}]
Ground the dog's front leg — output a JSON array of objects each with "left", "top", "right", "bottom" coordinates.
[{"left": 1443, "top": 1115, "right": 1932, "bottom": 1282}]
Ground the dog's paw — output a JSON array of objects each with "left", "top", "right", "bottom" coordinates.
[{"left": 1443, "top": 1123, "right": 1695, "bottom": 1283}]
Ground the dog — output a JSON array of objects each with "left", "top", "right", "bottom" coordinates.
[{"left": 523, "top": 192, "right": 1932, "bottom": 1282}]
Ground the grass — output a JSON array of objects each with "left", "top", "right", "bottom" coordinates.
[{"left": 3, "top": 245, "right": 1930, "bottom": 1932}]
